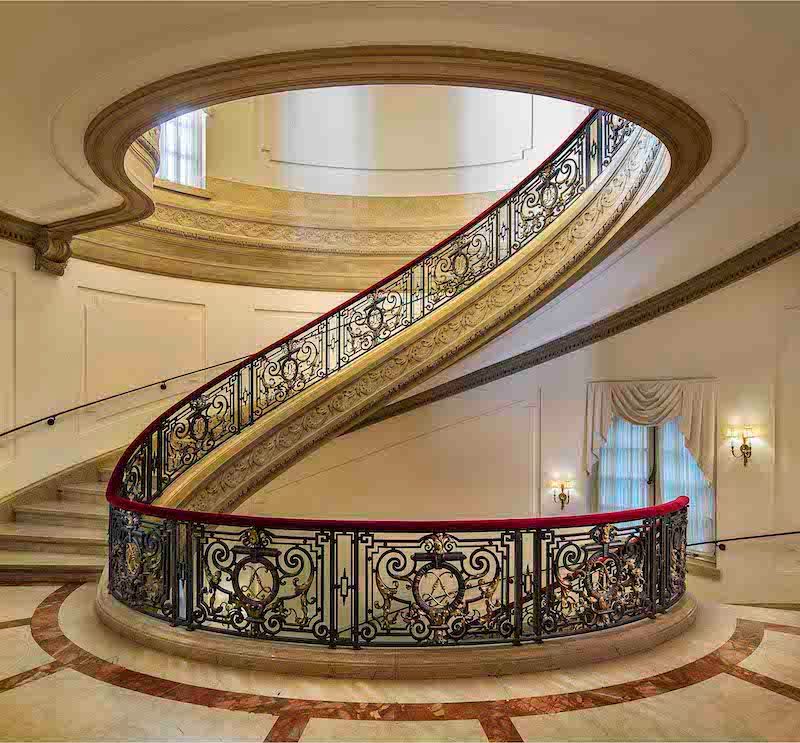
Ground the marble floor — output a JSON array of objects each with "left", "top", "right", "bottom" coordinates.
[{"left": 0, "top": 583, "right": 798, "bottom": 741}]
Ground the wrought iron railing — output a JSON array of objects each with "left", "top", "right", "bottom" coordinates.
[
  {"left": 103, "top": 108, "right": 681, "bottom": 648},
  {"left": 108, "top": 497, "right": 688, "bottom": 647},
  {"left": 110, "top": 109, "right": 638, "bottom": 507}
]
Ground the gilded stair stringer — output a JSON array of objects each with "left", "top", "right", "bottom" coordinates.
[{"left": 160, "top": 129, "right": 664, "bottom": 514}]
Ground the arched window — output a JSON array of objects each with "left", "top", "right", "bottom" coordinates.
[{"left": 157, "top": 110, "right": 206, "bottom": 188}]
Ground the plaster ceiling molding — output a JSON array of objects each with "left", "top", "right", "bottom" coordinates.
[
  {"left": 70, "top": 179, "right": 508, "bottom": 290},
  {"left": 3, "top": 46, "right": 709, "bottom": 286}
]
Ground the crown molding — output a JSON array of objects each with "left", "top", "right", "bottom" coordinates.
[{"left": 350, "top": 219, "right": 800, "bottom": 433}]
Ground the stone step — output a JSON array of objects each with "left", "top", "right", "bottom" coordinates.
[
  {"left": 0, "top": 549, "right": 105, "bottom": 584},
  {"left": 59, "top": 481, "right": 108, "bottom": 504},
  {"left": 15, "top": 500, "right": 108, "bottom": 529},
  {"left": 0, "top": 523, "right": 107, "bottom": 556}
]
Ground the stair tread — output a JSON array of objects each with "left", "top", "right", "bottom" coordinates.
[
  {"left": 0, "top": 523, "right": 106, "bottom": 543},
  {"left": 16, "top": 500, "right": 108, "bottom": 517},
  {"left": 60, "top": 481, "right": 107, "bottom": 494},
  {"left": 0, "top": 550, "right": 106, "bottom": 567}
]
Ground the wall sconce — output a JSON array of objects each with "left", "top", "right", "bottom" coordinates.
[
  {"left": 550, "top": 480, "right": 574, "bottom": 510},
  {"left": 726, "top": 425, "right": 753, "bottom": 467}
]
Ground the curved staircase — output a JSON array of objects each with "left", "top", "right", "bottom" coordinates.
[
  {"left": 2, "top": 110, "right": 669, "bottom": 587},
  {"left": 125, "top": 111, "right": 667, "bottom": 515}
]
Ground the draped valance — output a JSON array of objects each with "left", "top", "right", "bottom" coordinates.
[{"left": 584, "top": 379, "right": 717, "bottom": 482}]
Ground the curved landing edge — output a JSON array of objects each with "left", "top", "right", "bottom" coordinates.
[{"left": 95, "top": 569, "right": 697, "bottom": 680}]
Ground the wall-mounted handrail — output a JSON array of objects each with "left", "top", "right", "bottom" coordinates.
[
  {"left": 0, "top": 355, "right": 250, "bottom": 439},
  {"left": 688, "top": 530, "right": 800, "bottom": 551}
]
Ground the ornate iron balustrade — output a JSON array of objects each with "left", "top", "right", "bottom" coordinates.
[
  {"left": 104, "top": 107, "right": 684, "bottom": 649},
  {"left": 111, "top": 109, "right": 638, "bottom": 507},
  {"left": 107, "top": 498, "right": 688, "bottom": 647}
]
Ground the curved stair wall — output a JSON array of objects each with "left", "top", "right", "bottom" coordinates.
[{"left": 110, "top": 111, "right": 667, "bottom": 516}]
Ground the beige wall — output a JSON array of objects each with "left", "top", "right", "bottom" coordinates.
[
  {"left": 0, "top": 238, "right": 350, "bottom": 499},
  {"left": 240, "top": 253, "right": 800, "bottom": 605},
  {"left": 206, "top": 88, "right": 590, "bottom": 196}
]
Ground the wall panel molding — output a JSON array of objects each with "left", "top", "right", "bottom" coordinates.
[{"left": 77, "top": 286, "right": 207, "bottom": 435}]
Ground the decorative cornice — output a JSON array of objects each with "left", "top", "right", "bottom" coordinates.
[
  {"left": 72, "top": 180, "right": 502, "bottom": 290},
  {"left": 350, "top": 220, "right": 800, "bottom": 433},
  {"left": 144, "top": 204, "right": 457, "bottom": 256},
  {"left": 128, "top": 127, "right": 160, "bottom": 176},
  {"left": 0, "top": 130, "right": 157, "bottom": 275}
]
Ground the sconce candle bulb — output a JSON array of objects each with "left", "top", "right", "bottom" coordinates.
[
  {"left": 550, "top": 480, "right": 574, "bottom": 510},
  {"left": 727, "top": 425, "right": 753, "bottom": 467}
]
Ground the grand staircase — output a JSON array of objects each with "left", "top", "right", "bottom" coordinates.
[
  {"left": 0, "top": 463, "right": 115, "bottom": 583},
  {"left": 1, "top": 110, "right": 669, "bottom": 586}
]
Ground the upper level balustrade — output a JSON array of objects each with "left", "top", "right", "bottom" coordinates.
[
  {"left": 105, "top": 109, "right": 687, "bottom": 650},
  {"left": 112, "top": 110, "right": 638, "bottom": 509}
]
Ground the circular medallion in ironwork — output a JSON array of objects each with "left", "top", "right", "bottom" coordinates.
[
  {"left": 232, "top": 556, "right": 280, "bottom": 609},
  {"left": 281, "top": 357, "right": 299, "bottom": 382},
  {"left": 411, "top": 561, "right": 465, "bottom": 615},
  {"left": 452, "top": 252, "right": 470, "bottom": 278},
  {"left": 189, "top": 414, "right": 209, "bottom": 441},
  {"left": 366, "top": 306, "right": 384, "bottom": 332}
]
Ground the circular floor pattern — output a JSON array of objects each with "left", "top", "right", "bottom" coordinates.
[{"left": 5, "top": 584, "right": 800, "bottom": 741}]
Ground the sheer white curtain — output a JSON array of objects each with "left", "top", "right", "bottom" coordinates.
[
  {"left": 157, "top": 110, "right": 206, "bottom": 188},
  {"left": 660, "top": 418, "right": 715, "bottom": 556},
  {"left": 597, "top": 417, "right": 649, "bottom": 512}
]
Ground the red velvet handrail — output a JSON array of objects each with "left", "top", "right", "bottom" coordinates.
[{"left": 107, "top": 493, "right": 688, "bottom": 532}]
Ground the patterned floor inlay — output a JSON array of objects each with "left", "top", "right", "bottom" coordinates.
[{"left": 0, "top": 584, "right": 797, "bottom": 741}]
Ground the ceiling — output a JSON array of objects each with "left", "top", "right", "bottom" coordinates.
[{"left": 0, "top": 2, "right": 798, "bottom": 340}]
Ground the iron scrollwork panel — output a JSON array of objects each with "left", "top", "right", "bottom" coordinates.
[
  {"left": 664, "top": 507, "right": 688, "bottom": 608},
  {"left": 191, "top": 523, "right": 332, "bottom": 644},
  {"left": 601, "top": 113, "right": 636, "bottom": 168},
  {"left": 160, "top": 374, "right": 241, "bottom": 488},
  {"left": 108, "top": 506, "right": 175, "bottom": 622},
  {"left": 251, "top": 324, "right": 328, "bottom": 422},
  {"left": 422, "top": 213, "right": 498, "bottom": 314},
  {"left": 338, "top": 271, "right": 414, "bottom": 366},
  {"left": 120, "top": 441, "right": 148, "bottom": 503},
  {"left": 510, "top": 131, "right": 589, "bottom": 252},
  {"left": 357, "top": 531, "right": 515, "bottom": 646},
  {"left": 539, "top": 520, "right": 649, "bottom": 637}
]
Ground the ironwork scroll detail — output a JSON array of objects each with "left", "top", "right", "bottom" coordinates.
[{"left": 108, "top": 505, "right": 688, "bottom": 648}]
